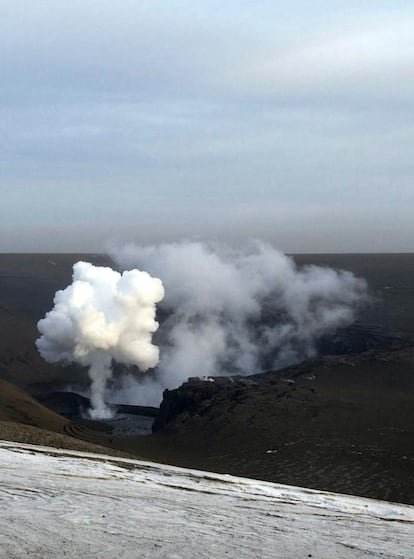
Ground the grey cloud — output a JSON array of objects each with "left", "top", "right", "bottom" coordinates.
[
  {"left": 2, "top": 1, "right": 412, "bottom": 108},
  {"left": 1, "top": 1, "right": 414, "bottom": 252},
  {"left": 236, "top": 24, "right": 414, "bottom": 107}
]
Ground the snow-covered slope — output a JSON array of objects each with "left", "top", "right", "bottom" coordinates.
[{"left": 0, "top": 440, "right": 413, "bottom": 558}]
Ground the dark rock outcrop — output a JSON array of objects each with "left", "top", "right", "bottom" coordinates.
[
  {"left": 153, "top": 326, "right": 411, "bottom": 435},
  {"left": 149, "top": 346, "right": 414, "bottom": 504}
]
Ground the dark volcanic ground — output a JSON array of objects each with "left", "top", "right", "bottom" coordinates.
[
  {"left": 0, "top": 253, "right": 413, "bottom": 504},
  {"left": 146, "top": 348, "right": 414, "bottom": 504}
]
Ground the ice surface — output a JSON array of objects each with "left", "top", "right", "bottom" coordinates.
[{"left": 0, "top": 440, "right": 413, "bottom": 558}]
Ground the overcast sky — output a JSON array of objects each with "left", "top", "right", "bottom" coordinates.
[{"left": 1, "top": 1, "right": 413, "bottom": 252}]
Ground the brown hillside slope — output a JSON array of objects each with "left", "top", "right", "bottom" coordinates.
[
  {"left": 0, "top": 379, "right": 67, "bottom": 430},
  {"left": 0, "top": 380, "right": 131, "bottom": 457}
]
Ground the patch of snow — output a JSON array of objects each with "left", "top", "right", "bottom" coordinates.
[{"left": 0, "top": 440, "right": 413, "bottom": 558}]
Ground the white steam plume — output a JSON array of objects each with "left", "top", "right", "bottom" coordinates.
[
  {"left": 36, "top": 261, "right": 164, "bottom": 418},
  {"left": 111, "top": 241, "right": 368, "bottom": 406}
]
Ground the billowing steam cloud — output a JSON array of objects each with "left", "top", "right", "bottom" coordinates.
[
  {"left": 110, "top": 241, "right": 368, "bottom": 406},
  {"left": 36, "top": 261, "right": 164, "bottom": 418},
  {"left": 36, "top": 243, "right": 368, "bottom": 412}
]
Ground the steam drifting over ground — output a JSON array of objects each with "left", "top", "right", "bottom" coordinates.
[
  {"left": 35, "top": 243, "right": 368, "bottom": 410},
  {"left": 110, "top": 241, "right": 368, "bottom": 406},
  {"left": 36, "top": 261, "right": 164, "bottom": 417}
]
